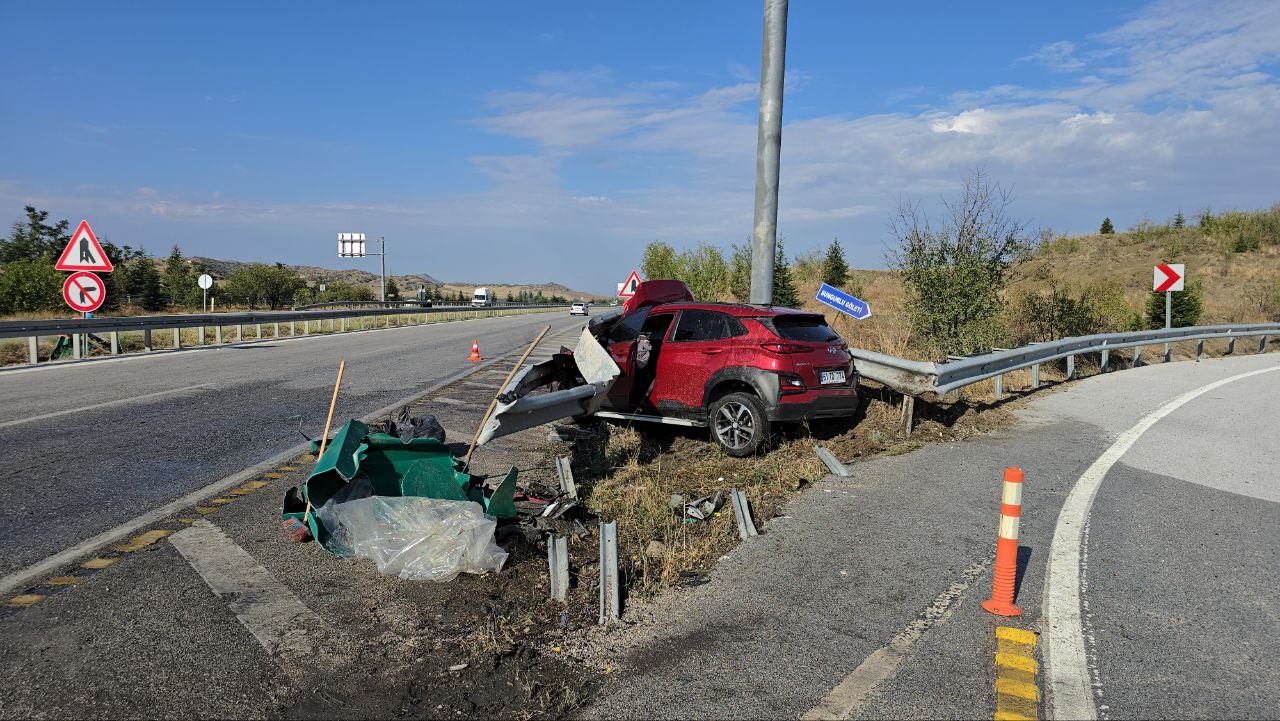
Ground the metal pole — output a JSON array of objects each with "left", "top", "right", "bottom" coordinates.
[
  {"left": 1164, "top": 290, "right": 1172, "bottom": 362},
  {"left": 380, "top": 236, "right": 386, "bottom": 303},
  {"left": 748, "top": 0, "right": 788, "bottom": 305}
]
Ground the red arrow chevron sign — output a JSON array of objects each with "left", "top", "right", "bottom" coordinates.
[{"left": 1153, "top": 263, "right": 1184, "bottom": 292}]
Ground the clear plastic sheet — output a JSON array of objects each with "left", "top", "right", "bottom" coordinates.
[{"left": 316, "top": 497, "right": 508, "bottom": 581}]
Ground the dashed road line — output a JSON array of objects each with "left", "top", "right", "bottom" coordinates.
[
  {"left": 169, "top": 520, "right": 326, "bottom": 668},
  {"left": 801, "top": 558, "right": 992, "bottom": 720},
  {"left": 0, "top": 383, "right": 213, "bottom": 430},
  {"left": 5, "top": 594, "right": 44, "bottom": 608},
  {"left": 994, "top": 626, "right": 1040, "bottom": 720}
]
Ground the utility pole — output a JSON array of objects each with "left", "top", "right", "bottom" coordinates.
[
  {"left": 749, "top": 0, "right": 789, "bottom": 305},
  {"left": 379, "top": 236, "right": 387, "bottom": 303}
]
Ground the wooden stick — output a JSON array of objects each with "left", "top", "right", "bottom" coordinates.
[
  {"left": 464, "top": 324, "right": 552, "bottom": 468},
  {"left": 303, "top": 359, "right": 346, "bottom": 524}
]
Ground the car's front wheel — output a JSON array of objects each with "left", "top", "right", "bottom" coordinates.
[{"left": 708, "top": 391, "right": 770, "bottom": 457}]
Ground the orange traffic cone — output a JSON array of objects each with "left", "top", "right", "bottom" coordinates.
[
  {"left": 468, "top": 339, "right": 483, "bottom": 362},
  {"left": 982, "top": 467, "right": 1024, "bottom": 616}
]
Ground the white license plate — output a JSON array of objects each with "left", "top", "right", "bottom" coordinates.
[{"left": 819, "top": 370, "right": 846, "bottom": 385}]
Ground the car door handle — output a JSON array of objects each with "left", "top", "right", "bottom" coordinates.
[{"left": 700, "top": 349, "right": 724, "bottom": 355}]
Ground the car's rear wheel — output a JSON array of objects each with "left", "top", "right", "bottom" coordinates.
[{"left": 709, "top": 391, "right": 770, "bottom": 457}]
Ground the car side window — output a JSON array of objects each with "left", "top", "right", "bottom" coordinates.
[
  {"left": 672, "top": 310, "right": 742, "bottom": 342},
  {"left": 608, "top": 306, "right": 651, "bottom": 343}
]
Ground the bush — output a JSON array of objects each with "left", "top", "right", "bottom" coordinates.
[
  {"left": 1009, "top": 281, "right": 1140, "bottom": 345},
  {"left": 1253, "top": 280, "right": 1280, "bottom": 322},
  {"left": 0, "top": 259, "right": 63, "bottom": 315},
  {"left": 889, "top": 169, "right": 1027, "bottom": 356}
]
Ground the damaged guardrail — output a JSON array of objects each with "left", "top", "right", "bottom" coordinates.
[
  {"left": 1, "top": 304, "right": 561, "bottom": 366},
  {"left": 850, "top": 322, "right": 1280, "bottom": 399}
]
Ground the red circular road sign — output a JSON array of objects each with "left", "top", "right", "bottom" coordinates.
[{"left": 62, "top": 271, "right": 106, "bottom": 313}]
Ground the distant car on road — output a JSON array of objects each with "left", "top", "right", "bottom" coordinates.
[{"left": 570, "top": 302, "right": 589, "bottom": 316}]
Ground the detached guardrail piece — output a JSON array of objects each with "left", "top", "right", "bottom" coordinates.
[
  {"left": 730, "top": 489, "right": 759, "bottom": 540},
  {"left": 814, "top": 445, "right": 851, "bottom": 478},
  {"left": 598, "top": 521, "right": 620, "bottom": 624},
  {"left": 555, "top": 456, "right": 578, "bottom": 498},
  {"left": 548, "top": 535, "right": 569, "bottom": 602}
]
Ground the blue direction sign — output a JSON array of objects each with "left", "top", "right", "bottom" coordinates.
[{"left": 815, "top": 282, "right": 871, "bottom": 320}]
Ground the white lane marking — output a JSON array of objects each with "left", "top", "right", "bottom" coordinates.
[
  {"left": 0, "top": 383, "right": 212, "bottom": 430},
  {"left": 431, "top": 396, "right": 472, "bottom": 407},
  {"left": 1043, "top": 365, "right": 1280, "bottom": 721},
  {"left": 169, "top": 520, "right": 324, "bottom": 663},
  {"left": 801, "top": 559, "right": 991, "bottom": 720}
]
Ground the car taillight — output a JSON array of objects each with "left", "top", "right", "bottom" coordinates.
[
  {"left": 778, "top": 372, "right": 806, "bottom": 394},
  {"left": 761, "top": 342, "right": 809, "bottom": 354}
]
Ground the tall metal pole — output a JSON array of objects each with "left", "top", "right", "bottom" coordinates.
[
  {"left": 1164, "top": 290, "right": 1172, "bottom": 361},
  {"left": 379, "top": 236, "right": 386, "bottom": 304},
  {"left": 749, "top": 0, "right": 789, "bottom": 305}
]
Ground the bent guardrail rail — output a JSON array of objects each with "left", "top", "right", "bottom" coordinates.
[
  {"left": 0, "top": 304, "right": 562, "bottom": 366},
  {"left": 851, "top": 322, "right": 1280, "bottom": 398}
]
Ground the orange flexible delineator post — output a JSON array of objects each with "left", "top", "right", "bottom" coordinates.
[
  {"left": 468, "top": 339, "right": 483, "bottom": 361},
  {"left": 982, "top": 467, "right": 1024, "bottom": 617}
]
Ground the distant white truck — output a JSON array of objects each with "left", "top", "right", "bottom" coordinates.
[{"left": 471, "top": 287, "right": 493, "bottom": 307}]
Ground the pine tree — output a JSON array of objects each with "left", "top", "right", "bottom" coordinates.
[
  {"left": 384, "top": 278, "right": 401, "bottom": 301},
  {"left": 1173, "top": 210, "right": 1185, "bottom": 229},
  {"left": 1147, "top": 280, "right": 1203, "bottom": 328},
  {"left": 821, "top": 237, "right": 849, "bottom": 288},
  {"left": 1100, "top": 217, "right": 1115, "bottom": 234},
  {"left": 772, "top": 240, "right": 800, "bottom": 308},
  {"left": 128, "top": 254, "right": 165, "bottom": 311},
  {"left": 161, "top": 245, "right": 194, "bottom": 308}
]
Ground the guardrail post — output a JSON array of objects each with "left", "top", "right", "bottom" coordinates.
[
  {"left": 174, "top": 327, "right": 181, "bottom": 349},
  {"left": 341, "top": 317, "right": 347, "bottom": 333},
  {"left": 109, "top": 331, "right": 119, "bottom": 355},
  {"left": 28, "top": 336, "right": 38, "bottom": 365},
  {"left": 215, "top": 325, "right": 222, "bottom": 344},
  {"left": 1227, "top": 336, "right": 1235, "bottom": 354},
  {"left": 236, "top": 324, "right": 243, "bottom": 342},
  {"left": 274, "top": 321, "right": 280, "bottom": 338},
  {"left": 199, "top": 326, "right": 206, "bottom": 345},
  {"left": 1101, "top": 347, "right": 1110, "bottom": 372},
  {"left": 303, "top": 320, "right": 309, "bottom": 335},
  {"left": 255, "top": 323, "right": 261, "bottom": 339},
  {"left": 1132, "top": 346, "right": 1142, "bottom": 368},
  {"left": 1031, "top": 363, "right": 1040, "bottom": 388},
  {"left": 1066, "top": 354, "right": 1076, "bottom": 380},
  {"left": 598, "top": 521, "right": 620, "bottom": 624},
  {"left": 993, "top": 373, "right": 1003, "bottom": 399},
  {"left": 1196, "top": 340, "right": 1204, "bottom": 360},
  {"left": 1261, "top": 336, "right": 1269, "bottom": 353},
  {"left": 73, "top": 332, "right": 81, "bottom": 359},
  {"left": 143, "top": 329, "right": 153, "bottom": 352}
]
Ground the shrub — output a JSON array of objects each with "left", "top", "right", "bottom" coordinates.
[
  {"left": 889, "top": 169, "right": 1026, "bottom": 356},
  {"left": 1147, "top": 279, "right": 1203, "bottom": 328},
  {"left": 0, "top": 259, "right": 63, "bottom": 315},
  {"left": 1008, "top": 281, "right": 1140, "bottom": 345}
]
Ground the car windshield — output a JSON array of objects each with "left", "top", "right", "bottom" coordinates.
[{"left": 764, "top": 315, "right": 840, "bottom": 342}]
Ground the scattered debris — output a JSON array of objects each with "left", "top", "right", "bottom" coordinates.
[
  {"left": 448, "top": 663, "right": 469, "bottom": 672},
  {"left": 547, "top": 535, "right": 570, "bottom": 602},
  {"left": 379, "top": 405, "right": 446, "bottom": 444},
  {"left": 669, "top": 491, "right": 724, "bottom": 522},
  {"left": 598, "top": 521, "right": 620, "bottom": 625},
  {"left": 316, "top": 496, "right": 508, "bottom": 582},
  {"left": 729, "top": 488, "right": 760, "bottom": 540},
  {"left": 814, "top": 445, "right": 852, "bottom": 477}
]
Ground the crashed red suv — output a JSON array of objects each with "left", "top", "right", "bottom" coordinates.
[{"left": 588, "top": 280, "right": 858, "bottom": 456}]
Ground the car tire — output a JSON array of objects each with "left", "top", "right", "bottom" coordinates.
[{"left": 708, "top": 391, "right": 770, "bottom": 457}]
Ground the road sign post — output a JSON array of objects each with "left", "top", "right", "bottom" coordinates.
[
  {"left": 1154, "top": 264, "right": 1185, "bottom": 362},
  {"left": 198, "top": 273, "right": 213, "bottom": 312},
  {"left": 814, "top": 282, "right": 871, "bottom": 320},
  {"left": 338, "top": 232, "right": 387, "bottom": 303}
]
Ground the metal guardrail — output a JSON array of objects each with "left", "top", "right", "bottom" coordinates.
[
  {"left": 1, "top": 304, "right": 561, "bottom": 365},
  {"left": 851, "top": 322, "right": 1280, "bottom": 398}
]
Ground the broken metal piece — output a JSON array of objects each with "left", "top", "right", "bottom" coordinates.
[
  {"left": 555, "top": 456, "right": 578, "bottom": 497},
  {"left": 548, "top": 535, "right": 569, "bottom": 602},
  {"left": 729, "top": 489, "right": 759, "bottom": 540},
  {"left": 598, "top": 521, "right": 620, "bottom": 625},
  {"left": 478, "top": 328, "right": 620, "bottom": 446},
  {"left": 815, "top": 445, "right": 851, "bottom": 477},
  {"left": 669, "top": 492, "right": 724, "bottom": 522}
]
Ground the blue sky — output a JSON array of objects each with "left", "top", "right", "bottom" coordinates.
[{"left": 2, "top": 1, "right": 1278, "bottom": 294}]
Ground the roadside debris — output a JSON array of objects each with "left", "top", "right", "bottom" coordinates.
[
  {"left": 316, "top": 496, "right": 507, "bottom": 582},
  {"left": 379, "top": 405, "right": 446, "bottom": 444},
  {"left": 669, "top": 490, "right": 724, "bottom": 522},
  {"left": 281, "top": 419, "right": 520, "bottom": 580}
]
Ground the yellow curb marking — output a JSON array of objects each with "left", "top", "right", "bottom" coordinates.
[
  {"left": 114, "top": 529, "right": 174, "bottom": 553},
  {"left": 81, "top": 557, "right": 118, "bottom": 570},
  {"left": 278, "top": 466, "right": 298, "bottom": 472},
  {"left": 195, "top": 506, "right": 218, "bottom": 514},
  {"left": 176, "top": 517, "right": 196, "bottom": 524},
  {"left": 209, "top": 497, "right": 235, "bottom": 505},
  {"left": 264, "top": 472, "right": 284, "bottom": 479},
  {"left": 994, "top": 626, "right": 1040, "bottom": 721},
  {"left": 6, "top": 594, "right": 45, "bottom": 608},
  {"left": 46, "top": 575, "right": 82, "bottom": 586}
]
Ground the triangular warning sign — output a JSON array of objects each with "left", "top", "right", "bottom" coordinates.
[
  {"left": 55, "top": 220, "right": 114, "bottom": 272},
  {"left": 617, "top": 269, "right": 642, "bottom": 298}
]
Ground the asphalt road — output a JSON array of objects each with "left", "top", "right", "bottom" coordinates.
[
  {"left": 583, "top": 351, "right": 1280, "bottom": 719},
  {"left": 0, "top": 310, "right": 580, "bottom": 577}
]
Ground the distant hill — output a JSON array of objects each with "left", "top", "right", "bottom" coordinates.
[{"left": 187, "top": 257, "right": 609, "bottom": 301}]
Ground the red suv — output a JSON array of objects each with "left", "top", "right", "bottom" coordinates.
[{"left": 588, "top": 280, "right": 859, "bottom": 455}]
